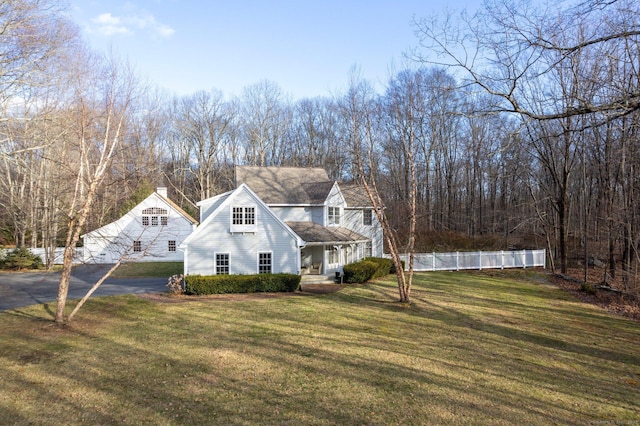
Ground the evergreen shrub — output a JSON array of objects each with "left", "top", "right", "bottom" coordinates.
[
  {"left": 343, "top": 260, "right": 379, "bottom": 283},
  {"left": 343, "top": 257, "right": 403, "bottom": 283},
  {"left": 184, "top": 273, "right": 300, "bottom": 295},
  {"left": 0, "top": 247, "right": 44, "bottom": 270}
]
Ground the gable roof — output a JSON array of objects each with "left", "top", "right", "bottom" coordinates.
[
  {"left": 235, "top": 166, "right": 334, "bottom": 205},
  {"left": 82, "top": 191, "right": 197, "bottom": 238},
  {"left": 181, "top": 183, "right": 303, "bottom": 248}
]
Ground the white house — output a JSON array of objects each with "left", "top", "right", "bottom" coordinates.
[
  {"left": 181, "top": 166, "right": 384, "bottom": 277},
  {"left": 82, "top": 187, "right": 198, "bottom": 263}
]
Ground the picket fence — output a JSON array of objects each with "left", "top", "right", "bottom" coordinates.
[
  {"left": 388, "top": 249, "right": 546, "bottom": 272},
  {"left": 5, "top": 248, "right": 546, "bottom": 271},
  {"left": 27, "top": 248, "right": 84, "bottom": 265}
]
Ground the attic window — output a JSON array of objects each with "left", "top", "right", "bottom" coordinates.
[
  {"left": 230, "top": 205, "right": 257, "bottom": 233},
  {"left": 142, "top": 207, "right": 167, "bottom": 215},
  {"left": 142, "top": 207, "right": 168, "bottom": 226}
]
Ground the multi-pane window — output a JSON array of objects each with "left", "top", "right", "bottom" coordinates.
[
  {"left": 363, "top": 209, "right": 373, "bottom": 226},
  {"left": 143, "top": 207, "right": 168, "bottom": 215},
  {"left": 258, "top": 252, "right": 272, "bottom": 274},
  {"left": 142, "top": 207, "right": 168, "bottom": 227},
  {"left": 216, "top": 253, "right": 229, "bottom": 275},
  {"left": 168, "top": 240, "right": 176, "bottom": 252},
  {"left": 133, "top": 241, "right": 142, "bottom": 252},
  {"left": 231, "top": 206, "right": 257, "bottom": 232},
  {"left": 328, "top": 206, "right": 341, "bottom": 225},
  {"left": 233, "top": 206, "right": 255, "bottom": 225},
  {"left": 232, "top": 207, "right": 244, "bottom": 225},
  {"left": 244, "top": 207, "right": 255, "bottom": 225}
]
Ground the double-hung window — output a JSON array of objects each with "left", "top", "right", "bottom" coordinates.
[
  {"left": 363, "top": 209, "right": 373, "bottom": 226},
  {"left": 231, "top": 205, "right": 257, "bottom": 232},
  {"left": 328, "top": 206, "right": 341, "bottom": 226},
  {"left": 168, "top": 240, "right": 176, "bottom": 252},
  {"left": 133, "top": 241, "right": 142, "bottom": 252}
]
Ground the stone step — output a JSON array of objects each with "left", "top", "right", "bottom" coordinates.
[{"left": 301, "top": 274, "right": 336, "bottom": 284}]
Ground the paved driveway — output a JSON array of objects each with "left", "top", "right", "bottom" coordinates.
[{"left": 0, "top": 264, "right": 168, "bottom": 311}]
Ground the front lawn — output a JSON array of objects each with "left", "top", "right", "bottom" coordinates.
[
  {"left": 1, "top": 270, "right": 638, "bottom": 424},
  {"left": 110, "top": 261, "right": 183, "bottom": 278}
]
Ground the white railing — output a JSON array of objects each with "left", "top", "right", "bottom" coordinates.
[{"left": 387, "top": 249, "right": 546, "bottom": 272}]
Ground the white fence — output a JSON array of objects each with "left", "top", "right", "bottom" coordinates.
[
  {"left": 0, "top": 248, "right": 85, "bottom": 265},
  {"left": 31, "top": 248, "right": 85, "bottom": 264},
  {"left": 389, "top": 250, "right": 546, "bottom": 272}
]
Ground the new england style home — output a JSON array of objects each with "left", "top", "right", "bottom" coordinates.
[{"left": 180, "top": 166, "right": 383, "bottom": 277}]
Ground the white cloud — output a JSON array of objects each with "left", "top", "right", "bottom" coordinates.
[
  {"left": 90, "top": 11, "right": 174, "bottom": 39},
  {"left": 130, "top": 13, "right": 176, "bottom": 38},
  {"left": 92, "top": 13, "right": 131, "bottom": 36}
]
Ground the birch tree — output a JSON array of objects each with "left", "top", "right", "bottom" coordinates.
[
  {"left": 339, "top": 72, "right": 414, "bottom": 303},
  {"left": 55, "top": 54, "right": 139, "bottom": 324}
]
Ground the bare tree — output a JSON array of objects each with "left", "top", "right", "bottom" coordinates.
[
  {"left": 413, "top": 0, "right": 640, "bottom": 122},
  {"left": 339, "top": 71, "right": 413, "bottom": 303},
  {"left": 175, "top": 90, "right": 232, "bottom": 200},
  {"left": 0, "top": 0, "right": 78, "bottom": 115},
  {"left": 413, "top": 0, "right": 640, "bottom": 273},
  {"left": 0, "top": 0, "right": 81, "bottom": 266},
  {"left": 240, "top": 80, "right": 290, "bottom": 166},
  {"left": 55, "top": 54, "right": 139, "bottom": 324}
]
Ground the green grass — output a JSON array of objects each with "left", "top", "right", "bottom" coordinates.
[
  {"left": 1, "top": 270, "right": 639, "bottom": 425},
  {"left": 110, "top": 261, "right": 183, "bottom": 278}
]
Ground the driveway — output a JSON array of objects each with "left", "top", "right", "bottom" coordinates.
[{"left": 0, "top": 264, "right": 168, "bottom": 311}]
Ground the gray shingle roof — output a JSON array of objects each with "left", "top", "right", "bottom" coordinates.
[
  {"left": 286, "top": 221, "right": 369, "bottom": 245},
  {"left": 340, "top": 183, "right": 375, "bottom": 208},
  {"left": 235, "top": 166, "right": 333, "bottom": 204}
]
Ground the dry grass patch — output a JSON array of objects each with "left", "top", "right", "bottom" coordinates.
[{"left": 1, "top": 270, "right": 639, "bottom": 425}]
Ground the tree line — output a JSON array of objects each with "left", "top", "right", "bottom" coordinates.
[{"left": 2, "top": 0, "right": 640, "bottom": 303}]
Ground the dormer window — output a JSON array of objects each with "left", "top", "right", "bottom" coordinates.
[
  {"left": 328, "top": 206, "right": 341, "bottom": 226},
  {"left": 230, "top": 205, "right": 257, "bottom": 233},
  {"left": 142, "top": 207, "right": 168, "bottom": 226}
]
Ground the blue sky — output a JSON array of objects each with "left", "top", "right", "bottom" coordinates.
[{"left": 68, "top": 1, "right": 481, "bottom": 100}]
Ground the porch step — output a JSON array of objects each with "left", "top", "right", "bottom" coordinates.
[{"left": 301, "top": 274, "right": 336, "bottom": 285}]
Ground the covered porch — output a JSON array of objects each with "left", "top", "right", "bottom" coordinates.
[{"left": 287, "top": 221, "right": 370, "bottom": 277}]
